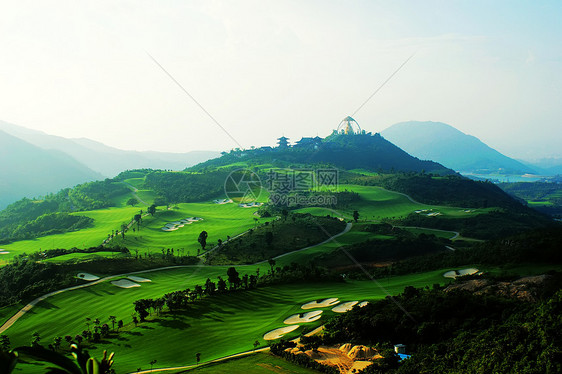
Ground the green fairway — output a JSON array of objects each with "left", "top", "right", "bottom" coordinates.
[
  {"left": 0, "top": 206, "right": 142, "bottom": 260},
  {"left": 0, "top": 201, "right": 268, "bottom": 262},
  {"left": 183, "top": 352, "right": 320, "bottom": 373},
  {"left": 41, "top": 251, "right": 129, "bottom": 263},
  {"left": 7, "top": 267, "right": 448, "bottom": 373},
  {"left": 296, "top": 185, "right": 491, "bottom": 221}
]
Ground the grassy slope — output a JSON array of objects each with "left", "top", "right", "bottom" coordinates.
[
  {"left": 9, "top": 268, "right": 447, "bottom": 373},
  {"left": 296, "top": 184, "right": 490, "bottom": 221},
  {"left": 1, "top": 183, "right": 487, "bottom": 264},
  {"left": 184, "top": 352, "right": 320, "bottom": 373},
  {"left": 0, "top": 202, "right": 268, "bottom": 262}
]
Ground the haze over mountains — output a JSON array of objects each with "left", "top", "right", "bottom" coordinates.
[
  {"left": 381, "top": 121, "right": 538, "bottom": 175},
  {"left": 0, "top": 121, "right": 220, "bottom": 209},
  {"left": 0, "top": 130, "right": 103, "bottom": 209}
]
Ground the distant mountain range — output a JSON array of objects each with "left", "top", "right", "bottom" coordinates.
[
  {"left": 381, "top": 121, "right": 537, "bottom": 175},
  {"left": 0, "top": 130, "right": 103, "bottom": 209},
  {"left": 521, "top": 158, "right": 562, "bottom": 176},
  {"left": 0, "top": 121, "right": 220, "bottom": 177},
  {"left": 0, "top": 121, "right": 220, "bottom": 209}
]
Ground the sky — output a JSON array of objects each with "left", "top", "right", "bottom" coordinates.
[{"left": 1, "top": 0, "right": 561, "bottom": 160}]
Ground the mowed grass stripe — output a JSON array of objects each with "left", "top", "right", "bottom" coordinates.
[{"left": 9, "top": 268, "right": 447, "bottom": 373}]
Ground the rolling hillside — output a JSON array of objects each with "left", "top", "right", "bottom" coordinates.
[
  {"left": 381, "top": 121, "right": 535, "bottom": 174},
  {"left": 190, "top": 131, "right": 453, "bottom": 174}
]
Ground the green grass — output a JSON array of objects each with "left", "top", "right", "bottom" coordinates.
[
  {"left": 115, "top": 202, "right": 273, "bottom": 257},
  {"left": 275, "top": 223, "right": 375, "bottom": 266},
  {"left": 296, "top": 185, "right": 491, "bottom": 222},
  {"left": 0, "top": 201, "right": 268, "bottom": 262},
  {"left": 400, "top": 227, "right": 458, "bottom": 240},
  {"left": 41, "top": 251, "right": 129, "bottom": 263},
  {"left": 528, "top": 200, "right": 554, "bottom": 206},
  {"left": 8, "top": 267, "right": 448, "bottom": 373},
  {"left": 0, "top": 206, "right": 142, "bottom": 260},
  {"left": 183, "top": 352, "right": 320, "bottom": 373}
]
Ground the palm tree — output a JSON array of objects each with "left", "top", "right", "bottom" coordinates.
[
  {"left": 14, "top": 344, "right": 115, "bottom": 374},
  {"left": 149, "top": 359, "right": 157, "bottom": 372},
  {"left": 0, "top": 350, "right": 17, "bottom": 374},
  {"left": 108, "top": 316, "right": 117, "bottom": 331}
]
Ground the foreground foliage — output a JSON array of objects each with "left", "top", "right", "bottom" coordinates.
[{"left": 322, "top": 275, "right": 562, "bottom": 373}]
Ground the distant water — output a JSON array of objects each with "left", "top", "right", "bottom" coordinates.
[{"left": 461, "top": 173, "right": 546, "bottom": 183}]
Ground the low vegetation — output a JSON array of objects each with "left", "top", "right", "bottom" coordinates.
[{"left": 207, "top": 213, "right": 346, "bottom": 264}]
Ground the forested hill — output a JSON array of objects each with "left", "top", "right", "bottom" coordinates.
[{"left": 188, "top": 132, "right": 453, "bottom": 174}]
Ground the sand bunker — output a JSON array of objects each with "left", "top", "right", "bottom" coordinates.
[
  {"left": 332, "top": 301, "right": 359, "bottom": 313},
  {"left": 415, "top": 209, "right": 441, "bottom": 217},
  {"left": 76, "top": 273, "right": 100, "bottom": 281},
  {"left": 111, "top": 279, "right": 140, "bottom": 288},
  {"left": 127, "top": 276, "right": 151, "bottom": 283},
  {"left": 444, "top": 268, "right": 479, "bottom": 279},
  {"left": 263, "top": 325, "right": 300, "bottom": 340},
  {"left": 213, "top": 199, "right": 233, "bottom": 204},
  {"left": 238, "top": 202, "right": 263, "bottom": 208},
  {"left": 358, "top": 301, "right": 369, "bottom": 307},
  {"left": 161, "top": 217, "right": 203, "bottom": 231},
  {"left": 0, "top": 251, "right": 9, "bottom": 255},
  {"left": 302, "top": 298, "right": 340, "bottom": 310},
  {"left": 284, "top": 310, "right": 323, "bottom": 324}
]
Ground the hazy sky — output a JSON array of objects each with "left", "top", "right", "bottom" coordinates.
[{"left": 1, "top": 0, "right": 561, "bottom": 159}]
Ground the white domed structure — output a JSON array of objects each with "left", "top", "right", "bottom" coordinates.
[{"left": 337, "top": 116, "right": 362, "bottom": 135}]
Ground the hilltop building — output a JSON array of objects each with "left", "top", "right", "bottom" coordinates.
[
  {"left": 337, "top": 116, "right": 362, "bottom": 135},
  {"left": 294, "top": 136, "right": 322, "bottom": 149},
  {"left": 277, "top": 136, "right": 290, "bottom": 148}
]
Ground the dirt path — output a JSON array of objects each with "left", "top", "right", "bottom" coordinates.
[
  {"left": 258, "top": 222, "right": 353, "bottom": 263},
  {"left": 122, "top": 181, "right": 149, "bottom": 206},
  {"left": 396, "top": 225, "right": 460, "bottom": 240}
]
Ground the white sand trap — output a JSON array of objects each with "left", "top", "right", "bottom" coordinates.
[
  {"left": 302, "top": 297, "right": 339, "bottom": 310},
  {"left": 358, "top": 301, "right": 369, "bottom": 307},
  {"left": 284, "top": 310, "right": 323, "bottom": 324},
  {"left": 213, "top": 199, "right": 233, "bottom": 204},
  {"left": 332, "top": 301, "right": 359, "bottom": 313},
  {"left": 127, "top": 276, "right": 151, "bottom": 283},
  {"left": 458, "top": 268, "right": 479, "bottom": 276},
  {"left": 162, "top": 217, "right": 202, "bottom": 231},
  {"left": 0, "top": 251, "right": 9, "bottom": 255},
  {"left": 77, "top": 273, "right": 100, "bottom": 281},
  {"left": 111, "top": 279, "right": 140, "bottom": 288},
  {"left": 238, "top": 202, "right": 263, "bottom": 208},
  {"left": 444, "top": 268, "right": 479, "bottom": 279},
  {"left": 427, "top": 212, "right": 441, "bottom": 217},
  {"left": 263, "top": 325, "right": 300, "bottom": 340}
]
